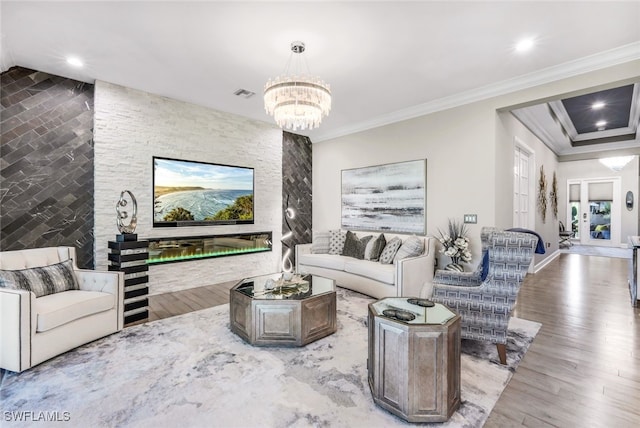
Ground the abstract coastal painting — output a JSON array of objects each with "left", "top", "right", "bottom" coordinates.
[{"left": 341, "top": 159, "right": 426, "bottom": 234}]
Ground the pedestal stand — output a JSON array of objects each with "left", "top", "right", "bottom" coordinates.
[{"left": 108, "top": 234, "right": 149, "bottom": 325}]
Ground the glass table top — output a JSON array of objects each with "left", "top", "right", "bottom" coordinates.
[
  {"left": 233, "top": 273, "right": 335, "bottom": 300},
  {"left": 371, "top": 297, "right": 457, "bottom": 325}
]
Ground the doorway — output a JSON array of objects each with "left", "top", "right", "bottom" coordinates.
[
  {"left": 513, "top": 139, "right": 535, "bottom": 229},
  {"left": 566, "top": 178, "right": 621, "bottom": 247}
]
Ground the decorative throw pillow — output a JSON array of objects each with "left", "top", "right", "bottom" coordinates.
[
  {"left": 328, "top": 229, "right": 347, "bottom": 255},
  {"left": 364, "top": 234, "right": 386, "bottom": 261},
  {"left": 0, "top": 259, "right": 79, "bottom": 298},
  {"left": 379, "top": 237, "right": 402, "bottom": 264},
  {"left": 394, "top": 236, "right": 424, "bottom": 261},
  {"left": 342, "top": 231, "right": 373, "bottom": 259},
  {"left": 311, "top": 230, "right": 331, "bottom": 254}
]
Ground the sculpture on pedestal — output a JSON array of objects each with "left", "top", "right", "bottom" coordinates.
[{"left": 116, "top": 190, "right": 138, "bottom": 234}]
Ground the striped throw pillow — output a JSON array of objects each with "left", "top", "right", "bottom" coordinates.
[
  {"left": 0, "top": 259, "right": 79, "bottom": 298},
  {"left": 311, "top": 230, "right": 331, "bottom": 254},
  {"left": 364, "top": 234, "right": 386, "bottom": 261},
  {"left": 394, "top": 236, "right": 424, "bottom": 261}
]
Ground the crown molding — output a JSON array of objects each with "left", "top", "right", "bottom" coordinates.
[
  {"left": 511, "top": 106, "right": 567, "bottom": 156},
  {"left": 558, "top": 145, "right": 640, "bottom": 162},
  {"left": 313, "top": 42, "right": 640, "bottom": 143}
]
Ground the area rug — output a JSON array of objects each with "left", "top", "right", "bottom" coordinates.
[
  {"left": 0, "top": 289, "right": 540, "bottom": 427},
  {"left": 560, "top": 244, "right": 631, "bottom": 259}
]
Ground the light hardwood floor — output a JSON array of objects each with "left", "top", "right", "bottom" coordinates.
[
  {"left": 147, "top": 253, "right": 640, "bottom": 427},
  {"left": 487, "top": 253, "right": 640, "bottom": 427},
  {"left": 147, "top": 279, "right": 236, "bottom": 322}
]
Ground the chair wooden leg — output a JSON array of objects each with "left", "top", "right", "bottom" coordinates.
[
  {"left": 496, "top": 343, "right": 507, "bottom": 365},
  {"left": 496, "top": 343, "right": 507, "bottom": 366}
]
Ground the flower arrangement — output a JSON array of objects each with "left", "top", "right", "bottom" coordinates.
[{"left": 437, "top": 219, "right": 472, "bottom": 271}]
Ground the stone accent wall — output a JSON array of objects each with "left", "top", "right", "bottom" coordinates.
[
  {"left": 0, "top": 66, "right": 95, "bottom": 268},
  {"left": 93, "top": 81, "right": 283, "bottom": 295},
  {"left": 282, "top": 131, "right": 312, "bottom": 269}
]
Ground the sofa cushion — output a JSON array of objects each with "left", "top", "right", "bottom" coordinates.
[
  {"left": 298, "top": 253, "right": 350, "bottom": 271},
  {"left": 379, "top": 237, "right": 402, "bottom": 264},
  {"left": 34, "top": 290, "right": 115, "bottom": 332},
  {"left": 364, "top": 234, "right": 386, "bottom": 261},
  {"left": 328, "top": 230, "right": 347, "bottom": 255},
  {"left": 342, "top": 231, "right": 372, "bottom": 259},
  {"left": 394, "top": 235, "right": 424, "bottom": 261},
  {"left": 344, "top": 259, "right": 395, "bottom": 285},
  {"left": 311, "top": 230, "right": 331, "bottom": 254},
  {"left": 0, "top": 259, "right": 79, "bottom": 298}
]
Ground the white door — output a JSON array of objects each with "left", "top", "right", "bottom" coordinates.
[
  {"left": 513, "top": 141, "right": 534, "bottom": 229},
  {"left": 569, "top": 178, "right": 621, "bottom": 246}
]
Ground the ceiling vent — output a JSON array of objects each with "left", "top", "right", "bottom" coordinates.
[{"left": 233, "top": 88, "right": 255, "bottom": 99}]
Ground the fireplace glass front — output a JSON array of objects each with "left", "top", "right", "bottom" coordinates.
[{"left": 147, "top": 232, "right": 272, "bottom": 265}]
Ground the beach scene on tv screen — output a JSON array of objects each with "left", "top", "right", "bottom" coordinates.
[{"left": 153, "top": 158, "right": 254, "bottom": 223}]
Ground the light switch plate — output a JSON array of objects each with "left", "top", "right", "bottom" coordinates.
[{"left": 463, "top": 214, "right": 477, "bottom": 224}]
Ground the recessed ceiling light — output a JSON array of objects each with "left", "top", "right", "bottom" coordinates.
[
  {"left": 66, "top": 57, "right": 84, "bottom": 67},
  {"left": 515, "top": 38, "right": 535, "bottom": 53},
  {"left": 592, "top": 101, "right": 605, "bottom": 110},
  {"left": 599, "top": 156, "right": 634, "bottom": 171},
  {"left": 595, "top": 120, "right": 607, "bottom": 127}
]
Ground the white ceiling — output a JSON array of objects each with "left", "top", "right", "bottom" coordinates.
[{"left": 2, "top": 1, "right": 640, "bottom": 152}]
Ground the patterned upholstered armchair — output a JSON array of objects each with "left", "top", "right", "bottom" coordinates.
[
  {"left": 431, "top": 227, "right": 497, "bottom": 287},
  {"left": 430, "top": 228, "right": 538, "bottom": 365}
]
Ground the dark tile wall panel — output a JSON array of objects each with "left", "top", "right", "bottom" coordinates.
[
  {"left": 282, "top": 131, "right": 312, "bottom": 269},
  {"left": 1, "top": 66, "right": 95, "bottom": 268}
]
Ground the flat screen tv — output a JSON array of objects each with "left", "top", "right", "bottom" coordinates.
[{"left": 153, "top": 156, "right": 254, "bottom": 227}]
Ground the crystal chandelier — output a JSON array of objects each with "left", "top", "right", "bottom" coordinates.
[{"left": 264, "top": 41, "right": 331, "bottom": 131}]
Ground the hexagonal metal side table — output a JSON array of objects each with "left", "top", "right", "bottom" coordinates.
[{"left": 368, "top": 297, "right": 461, "bottom": 423}]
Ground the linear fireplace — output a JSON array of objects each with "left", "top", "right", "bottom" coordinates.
[{"left": 146, "top": 232, "right": 272, "bottom": 265}]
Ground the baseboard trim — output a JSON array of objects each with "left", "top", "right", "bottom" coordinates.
[{"left": 534, "top": 250, "right": 560, "bottom": 274}]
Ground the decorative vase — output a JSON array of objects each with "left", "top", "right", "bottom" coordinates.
[
  {"left": 445, "top": 257, "right": 464, "bottom": 272},
  {"left": 445, "top": 263, "right": 464, "bottom": 272}
]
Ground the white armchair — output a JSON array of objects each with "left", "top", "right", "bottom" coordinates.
[{"left": 0, "top": 247, "right": 124, "bottom": 372}]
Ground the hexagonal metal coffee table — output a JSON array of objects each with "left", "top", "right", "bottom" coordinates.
[{"left": 229, "top": 273, "right": 336, "bottom": 347}]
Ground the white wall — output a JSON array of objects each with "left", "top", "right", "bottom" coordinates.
[
  {"left": 313, "top": 103, "right": 496, "bottom": 268},
  {"left": 314, "top": 60, "right": 640, "bottom": 269},
  {"left": 558, "top": 156, "right": 639, "bottom": 246},
  {"left": 0, "top": 34, "right": 13, "bottom": 72},
  {"left": 93, "top": 81, "right": 283, "bottom": 295}
]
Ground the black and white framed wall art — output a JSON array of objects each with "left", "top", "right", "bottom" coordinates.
[{"left": 341, "top": 159, "right": 426, "bottom": 234}]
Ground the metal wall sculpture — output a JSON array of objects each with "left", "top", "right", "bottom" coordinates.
[
  {"left": 538, "top": 166, "right": 547, "bottom": 223},
  {"left": 550, "top": 171, "right": 558, "bottom": 220},
  {"left": 281, "top": 194, "right": 296, "bottom": 272}
]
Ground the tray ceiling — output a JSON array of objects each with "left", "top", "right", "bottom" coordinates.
[{"left": 512, "top": 83, "right": 640, "bottom": 159}]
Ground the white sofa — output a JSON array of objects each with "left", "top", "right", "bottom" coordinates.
[
  {"left": 295, "top": 234, "right": 436, "bottom": 299},
  {"left": 0, "top": 247, "right": 124, "bottom": 372}
]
